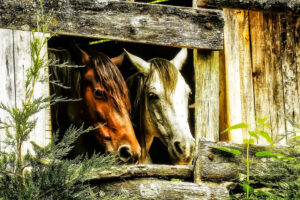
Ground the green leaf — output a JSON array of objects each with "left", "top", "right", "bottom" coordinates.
[
  {"left": 248, "top": 131, "right": 259, "bottom": 139},
  {"left": 240, "top": 183, "right": 254, "bottom": 194},
  {"left": 258, "top": 131, "right": 274, "bottom": 145},
  {"left": 212, "top": 146, "right": 241, "bottom": 155},
  {"left": 149, "top": 0, "right": 169, "bottom": 3},
  {"left": 256, "top": 151, "right": 282, "bottom": 157},
  {"left": 243, "top": 138, "right": 255, "bottom": 145},
  {"left": 257, "top": 117, "right": 267, "bottom": 124},
  {"left": 89, "top": 39, "right": 111, "bottom": 45},
  {"left": 171, "top": 179, "right": 180, "bottom": 182},
  {"left": 222, "top": 123, "right": 248, "bottom": 133},
  {"left": 290, "top": 135, "right": 300, "bottom": 140}
]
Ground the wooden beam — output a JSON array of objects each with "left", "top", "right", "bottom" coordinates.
[
  {"left": 194, "top": 50, "right": 220, "bottom": 183},
  {"left": 197, "top": 141, "right": 299, "bottom": 182},
  {"left": 197, "top": 0, "right": 300, "bottom": 15},
  {"left": 87, "top": 164, "right": 193, "bottom": 181},
  {"left": 91, "top": 178, "right": 230, "bottom": 200},
  {"left": 0, "top": 0, "right": 224, "bottom": 50}
]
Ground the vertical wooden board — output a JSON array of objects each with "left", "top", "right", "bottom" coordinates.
[
  {"left": 280, "top": 15, "right": 300, "bottom": 142},
  {"left": 219, "top": 50, "right": 229, "bottom": 141},
  {"left": 13, "top": 30, "right": 33, "bottom": 154},
  {"left": 0, "top": 29, "right": 15, "bottom": 151},
  {"left": 249, "top": 11, "right": 272, "bottom": 144},
  {"left": 31, "top": 32, "right": 51, "bottom": 148},
  {"left": 13, "top": 31, "right": 51, "bottom": 154},
  {"left": 236, "top": 10, "right": 256, "bottom": 139},
  {"left": 194, "top": 50, "right": 219, "bottom": 184},
  {"left": 263, "top": 13, "right": 286, "bottom": 144},
  {"left": 296, "top": 17, "right": 300, "bottom": 139},
  {"left": 223, "top": 9, "right": 243, "bottom": 143},
  {"left": 194, "top": 50, "right": 219, "bottom": 142}
]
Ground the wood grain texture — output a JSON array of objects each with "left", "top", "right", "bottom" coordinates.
[
  {"left": 223, "top": 9, "right": 243, "bottom": 143},
  {"left": 0, "top": 29, "right": 15, "bottom": 151},
  {"left": 197, "top": 0, "right": 300, "bottom": 15},
  {"left": 197, "top": 141, "right": 299, "bottom": 182},
  {"left": 0, "top": 0, "right": 224, "bottom": 50},
  {"left": 296, "top": 17, "right": 300, "bottom": 139},
  {"left": 219, "top": 49, "right": 229, "bottom": 141},
  {"left": 87, "top": 164, "right": 193, "bottom": 181},
  {"left": 194, "top": 50, "right": 219, "bottom": 142},
  {"left": 194, "top": 50, "right": 219, "bottom": 183},
  {"left": 92, "top": 178, "right": 230, "bottom": 200},
  {"left": 236, "top": 10, "right": 256, "bottom": 138},
  {"left": 0, "top": 29, "right": 51, "bottom": 154},
  {"left": 280, "top": 15, "right": 300, "bottom": 142},
  {"left": 250, "top": 11, "right": 273, "bottom": 144},
  {"left": 262, "top": 13, "right": 286, "bottom": 144}
]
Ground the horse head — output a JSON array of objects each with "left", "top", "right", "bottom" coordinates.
[
  {"left": 125, "top": 48, "right": 195, "bottom": 164},
  {"left": 52, "top": 42, "right": 141, "bottom": 163}
]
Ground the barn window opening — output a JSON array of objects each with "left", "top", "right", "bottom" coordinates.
[{"left": 48, "top": 35, "right": 196, "bottom": 164}]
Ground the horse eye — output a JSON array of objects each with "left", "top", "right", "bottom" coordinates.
[
  {"left": 94, "top": 89, "right": 107, "bottom": 100},
  {"left": 148, "top": 92, "right": 159, "bottom": 100}
]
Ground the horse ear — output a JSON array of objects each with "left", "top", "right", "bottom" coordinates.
[
  {"left": 124, "top": 49, "right": 150, "bottom": 74},
  {"left": 79, "top": 49, "right": 91, "bottom": 65},
  {"left": 171, "top": 48, "right": 187, "bottom": 71},
  {"left": 67, "top": 40, "right": 90, "bottom": 65},
  {"left": 111, "top": 52, "right": 125, "bottom": 67}
]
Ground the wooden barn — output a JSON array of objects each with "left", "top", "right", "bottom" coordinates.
[{"left": 0, "top": 0, "right": 299, "bottom": 199}]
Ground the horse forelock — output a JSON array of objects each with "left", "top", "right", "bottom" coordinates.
[
  {"left": 89, "top": 51, "right": 131, "bottom": 113},
  {"left": 148, "top": 58, "right": 178, "bottom": 102}
]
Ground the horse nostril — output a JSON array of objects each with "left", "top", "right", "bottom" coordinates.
[
  {"left": 174, "top": 141, "right": 183, "bottom": 155},
  {"left": 118, "top": 145, "right": 132, "bottom": 162}
]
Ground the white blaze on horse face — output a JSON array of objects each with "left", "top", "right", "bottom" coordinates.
[{"left": 146, "top": 70, "right": 195, "bottom": 164}]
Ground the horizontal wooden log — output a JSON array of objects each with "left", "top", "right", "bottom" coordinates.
[
  {"left": 92, "top": 178, "right": 230, "bottom": 200},
  {"left": 0, "top": 0, "right": 224, "bottom": 50},
  {"left": 198, "top": 141, "right": 299, "bottom": 182},
  {"left": 87, "top": 164, "right": 193, "bottom": 181},
  {"left": 197, "top": 0, "right": 300, "bottom": 15}
]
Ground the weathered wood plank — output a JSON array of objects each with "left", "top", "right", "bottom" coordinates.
[
  {"left": 92, "top": 178, "right": 230, "bottom": 200},
  {"left": 198, "top": 141, "right": 299, "bottom": 182},
  {"left": 219, "top": 49, "right": 229, "bottom": 141},
  {"left": 0, "top": 29, "right": 15, "bottom": 151},
  {"left": 250, "top": 11, "right": 272, "bottom": 144},
  {"left": 13, "top": 30, "right": 33, "bottom": 154},
  {"left": 31, "top": 32, "right": 52, "bottom": 148},
  {"left": 0, "top": 0, "right": 224, "bottom": 50},
  {"left": 194, "top": 50, "right": 219, "bottom": 183},
  {"left": 0, "top": 30, "right": 51, "bottom": 154},
  {"left": 222, "top": 9, "right": 243, "bottom": 143},
  {"left": 263, "top": 13, "right": 286, "bottom": 144},
  {"left": 88, "top": 164, "right": 193, "bottom": 181},
  {"left": 194, "top": 50, "right": 219, "bottom": 142},
  {"left": 296, "top": 17, "right": 300, "bottom": 139},
  {"left": 196, "top": 0, "right": 300, "bottom": 15},
  {"left": 236, "top": 10, "right": 256, "bottom": 139},
  {"left": 281, "top": 15, "right": 300, "bottom": 142}
]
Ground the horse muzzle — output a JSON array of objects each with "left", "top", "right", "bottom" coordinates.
[
  {"left": 170, "top": 138, "right": 195, "bottom": 165},
  {"left": 118, "top": 144, "right": 141, "bottom": 164}
]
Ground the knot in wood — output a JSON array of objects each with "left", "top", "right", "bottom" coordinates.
[
  {"left": 208, "top": 153, "right": 214, "bottom": 161},
  {"left": 205, "top": 23, "right": 213, "bottom": 30}
]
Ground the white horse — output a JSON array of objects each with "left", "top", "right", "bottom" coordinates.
[{"left": 125, "top": 48, "right": 195, "bottom": 164}]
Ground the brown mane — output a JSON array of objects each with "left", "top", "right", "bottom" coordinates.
[{"left": 85, "top": 51, "right": 131, "bottom": 112}]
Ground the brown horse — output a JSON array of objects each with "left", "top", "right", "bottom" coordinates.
[{"left": 49, "top": 41, "right": 140, "bottom": 163}]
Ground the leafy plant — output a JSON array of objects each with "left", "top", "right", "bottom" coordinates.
[
  {"left": 216, "top": 117, "right": 300, "bottom": 200},
  {"left": 214, "top": 118, "right": 274, "bottom": 199}
]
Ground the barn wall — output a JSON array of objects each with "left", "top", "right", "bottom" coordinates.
[
  {"left": 221, "top": 10, "right": 300, "bottom": 145},
  {"left": 0, "top": 28, "right": 51, "bottom": 154}
]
